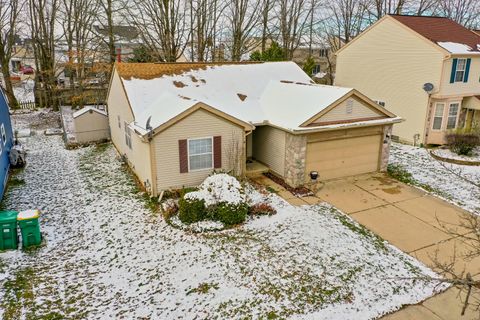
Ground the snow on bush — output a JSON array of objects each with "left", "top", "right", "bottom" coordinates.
[{"left": 184, "top": 173, "right": 246, "bottom": 206}]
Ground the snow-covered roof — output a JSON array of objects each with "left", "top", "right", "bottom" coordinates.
[
  {"left": 390, "top": 15, "right": 480, "bottom": 55},
  {"left": 437, "top": 42, "right": 480, "bottom": 55},
  {"left": 73, "top": 106, "right": 108, "bottom": 118},
  {"left": 116, "top": 62, "right": 395, "bottom": 134}
]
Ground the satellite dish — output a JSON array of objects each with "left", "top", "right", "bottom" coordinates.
[
  {"left": 146, "top": 116, "right": 152, "bottom": 131},
  {"left": 423, "top": 83, "right": 434, "bottom": 93},
  {"left": 146, "top": 116, "right": 153, "bottom": 141}
]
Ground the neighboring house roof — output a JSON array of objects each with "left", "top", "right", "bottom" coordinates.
[
  {"left": 73, "top": 106, "right": 108, "bottom": 118},
  {"left": 114, "top": 62, "right": 399, "bottom": 136},
  {"left": 390, "top": 15, "right": 480, "bottom": 54}
]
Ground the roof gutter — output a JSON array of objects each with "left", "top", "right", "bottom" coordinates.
[
  {"left": 290, "top": 117, "right": 404, "bottom": 134},
  {"left": 253, "top": 117, "right": 403, "bottom": 135}
]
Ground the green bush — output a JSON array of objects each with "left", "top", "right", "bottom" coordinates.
[
  {"left": 446, "top": 132, "right": 480, "bottom": 156},
  {"left": 178, "top": 198, "right": 207, "bottom": 224},
  {"left": 212, "top": 202, "right": 248, "bottom": 226}
]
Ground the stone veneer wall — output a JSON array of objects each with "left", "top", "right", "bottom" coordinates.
[
  {"left": 380, "top": 124, "right": 393, "bottom": 171},
  {"left": 284, "top": 133, "right": 307, "bottom": 187}
]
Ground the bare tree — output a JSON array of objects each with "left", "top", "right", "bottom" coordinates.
[
  {"left": 437, "top": 0, "right": 480, "bottom": 28},
  {"left": 0, "top": 0, "right": 23, "bottom": 107},
  {"left": 59, "top": 0, "right": 100, "bottom": 106},
  {"left": 369, "top": 0, "right": 407, "bottom": 19},
  {"left": 188, "top": 0, "right": 225, "bottom": 61},
  {"left": 126, "top": 0, "right": 190, "bottom": 62},
  {"left": 260, "top": 0, "right": 276, "bottom": 54},
  {"left": 324, "top": 0, "right": 369, "bottom": 44},
  {"left": 276, "top": 0, "right": 312, "bottom": 60},
  {"left": 28, "top": 0, "right": 60, "bottom": 109},
  {"left": 226, "top": 0, "right": 261, "bottom": 61},
  {"left": 97, "top": 0, "right": 118, "bottom": 64},
  {"left": 415, "top": 0, "right": 439, "bottom": 15}
]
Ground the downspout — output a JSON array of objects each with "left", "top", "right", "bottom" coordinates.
[
  {"left": 244, "top": 130, "right": 253, "bottom": 177},
  {"left": 421, "top": 93, "right": 432, "bottom": 147}
]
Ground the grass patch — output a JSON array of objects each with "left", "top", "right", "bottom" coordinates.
[
  {"left": 335, "top": 211, "right": 387, "bottom": 251},
  {"left": 1, "top": 267, "right": 36, "bottom": 319},
  {"left": 387, "top": 164, "right": 449, "bottom": 199},
  {"left": 265, "top": 186, "right": 278, "bottom": 194},
  {"left": 8, "top": 177, "right": 25, "bottom": 187},
  {"left": 186, "top": 282, "right": 219, "bottom": 295},
  {"left": 142, "top": 193, "right": 160, "bottom": 213}
]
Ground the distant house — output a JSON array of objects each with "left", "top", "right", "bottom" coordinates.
[
  {"left": 0, "top": 87, "right": 14, "bottom": 199},
  {"left": 106, "top": 62, "right": 400, "bottom": 195},
  {"left": 336, "top": 15, "right": 480, "bottom": 145}
]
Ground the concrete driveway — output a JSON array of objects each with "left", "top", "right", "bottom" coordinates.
[{"left": 253, "top": 173, "right": 480, "bottom": 319}]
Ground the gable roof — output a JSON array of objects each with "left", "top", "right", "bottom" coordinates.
[
  {"left": 73, "top": 106, "right": 107, "bottom": 118},
  {"left": 114, "top": 62, "right": 399, "bottom": 135},
  {"left": 390, "top": 15, "right": 480, "bottom": 54}
]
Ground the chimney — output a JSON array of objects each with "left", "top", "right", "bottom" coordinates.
[{"left": 116, "top": 48, "right": 122, "bottom": 63}]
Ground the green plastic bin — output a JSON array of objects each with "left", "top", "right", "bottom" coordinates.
[
  {"left": 17, "top": 210, "right": 42, "bottom": 248},
  {"left": 0, "top": 211, "right": 19, "bottom": 250}
]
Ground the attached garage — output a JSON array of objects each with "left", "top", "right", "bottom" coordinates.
[{"left": 305, "top": 126, "right": 383, "bottom": 181}]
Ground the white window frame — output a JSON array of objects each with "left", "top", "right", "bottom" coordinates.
[
  {"left": 455, "top": 58, "right": 467, "bottom": 82},
  {"left": 446, "top": 102, "right": 460, "bottom": 129},
  {"left": 319, "top": 49, "right": 328, "bottom": 57},
  {"left": 187, "top": 137, "right": 213, "bottom": 172},
  {"left": 0, "top": 124, "right": 5, "bottom": 146},
  {"left": 432, "top": 103, "right": 445, "bottom": 130},
  {"left": 124, "top": 121, "right": 132, "bottom": 149},
  {"left": 312, "top": 64, "right": 321, "bottom": 75}
]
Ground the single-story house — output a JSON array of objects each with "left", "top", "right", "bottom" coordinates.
[{"left": 106, "top": 62, "right": 401, "bottom": 195}]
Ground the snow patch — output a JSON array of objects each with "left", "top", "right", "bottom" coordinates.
[
  {"left": 437, "top": 41, "right": 480, "bottom": 54},
  {"left": 184, "top": 173, "right": 246, "bottom": 206}
]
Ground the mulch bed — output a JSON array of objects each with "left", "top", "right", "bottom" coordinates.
[{"left": 263, "top": 172, "right": 313, "bottom": 197}]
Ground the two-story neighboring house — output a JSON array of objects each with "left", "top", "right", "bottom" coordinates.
[{"left": 335, "top": 15, "right": 480, "bottom": 145}]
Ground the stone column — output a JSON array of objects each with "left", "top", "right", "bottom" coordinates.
[
  {"left": 380, "top": 124, "right": 393, "bottom": 171},
  {"left": 284, "top": 133, "right": 307, "bottom": 187}
]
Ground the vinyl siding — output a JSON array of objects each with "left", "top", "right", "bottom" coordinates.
[
  {"left": 335, "top": 17, "right": 444, "bottom": 143},
  {"left": 438, "top": 58, "right": 480, "bottom": 97},
  {"left": 153, "top": 108, "right": 245, "bottom": 191},
  {"left": 74, "top": 111, "right": 110, "bottom": 144},
  {"left": 252, "top": 125, "right": 286, "bottom": 175},
  {"left": 313, "top": 96, "right": 385, "bottom": 124},
  {"left": 107, "top": 69, "right": 153, "bottom": 189}
]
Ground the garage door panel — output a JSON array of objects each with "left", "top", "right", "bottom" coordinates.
[{"left": 306, "top": 134, "right": 381, "bottom": 181}]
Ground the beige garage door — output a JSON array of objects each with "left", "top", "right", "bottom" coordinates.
[{"left": 306, "top": 134, "right": 382, "bottom": 181}]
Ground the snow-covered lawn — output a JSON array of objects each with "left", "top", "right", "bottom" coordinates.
[
  {"left": 0, "top": 128, "right": 443, "bottom": 319},
  {"left": 390, "top": 143, "right": 480, "bottom": 214},
  {"left": 431, "top": 147, "right": 480, "bottom": 163}
]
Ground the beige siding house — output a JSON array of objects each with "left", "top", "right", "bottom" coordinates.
[
  {"left": 336, "top": 14, "right": 480, "bottom": 145},
  {"left": 107, "top": 62, "right": 401, "bottom": 195}
]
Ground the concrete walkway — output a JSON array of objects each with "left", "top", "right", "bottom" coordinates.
[{"left": 251, "top": 173, "right": 479, "bottom": 320}]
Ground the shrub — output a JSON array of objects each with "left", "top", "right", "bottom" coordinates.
[
  {"left": 446, "top": 132, "right": 480, "bottom": 156},
  {"left": 249, "top": 203, "right": 277, "bottom": 216},
  {"left": 212, "top": 202, "right": 248, "bottom": 226},
  {"left": 178, "top": 198, "right": 207, "bottom": 224}
]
